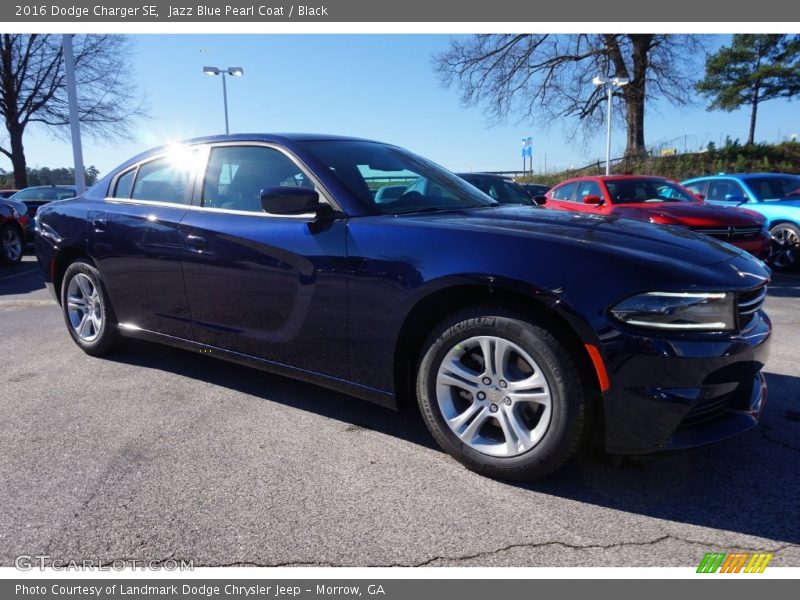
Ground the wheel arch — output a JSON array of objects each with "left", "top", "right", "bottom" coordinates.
[
  {"left": 52, "top": 247, "right": 97, "bottom": 305},
  {"left": 392, "top": 279, "right": 605, "bottom": 413}
]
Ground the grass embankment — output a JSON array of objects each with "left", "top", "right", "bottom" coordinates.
[{"left": 521, "top": 141, "right": 800, "bottom": 186}]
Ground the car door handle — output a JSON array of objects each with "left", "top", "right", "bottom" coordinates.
[
  {"left": 184, "top": 234, "right": 207, "bottom": 251},
  {"left": 92, "top": 217, "right": 108, "bottom": 232}
]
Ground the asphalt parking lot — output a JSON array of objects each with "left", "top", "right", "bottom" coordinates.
[{"left": 1, "top": 254, "right": 798, "bottom": 568}]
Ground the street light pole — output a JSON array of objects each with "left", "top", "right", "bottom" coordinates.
[
  {"left": 605, "top": 82, "right": 612, "bottom": 176},
  {"left": 62, "top": 35, "right": 86, "bottom": 195},
  {"left": 221, "top": 72, "right": 229, "bottom": 135},
  {"left": 593, "top": 76, "right": 629, "bottom": 176},
  {"left": 203, "top": 66, "right": 244, "bottom": 135}
]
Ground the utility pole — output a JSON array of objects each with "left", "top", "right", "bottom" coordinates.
[{"left": 62, "top": 35, "right": 86, "bottom": 194}]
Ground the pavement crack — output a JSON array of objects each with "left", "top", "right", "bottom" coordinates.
[
  {"left": 22, "top": 540, "right": 799, "bottom": 568},
  {"left": 403, "top": 535, "right": 799, "bottom": 567}
]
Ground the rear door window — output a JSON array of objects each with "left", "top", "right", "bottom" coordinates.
[{"left": 131, "top": 148, "right": 201, "bottom": 204}]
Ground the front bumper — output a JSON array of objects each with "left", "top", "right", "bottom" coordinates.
[
  {"left": 730, "top": 233, "right": 771, "bottom": 260},
  {"left": 601, "top": 310, "right": 771, "bottom": 454}
]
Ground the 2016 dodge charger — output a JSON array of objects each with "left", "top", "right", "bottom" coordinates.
[{"left": 34, "top": 134, "right": 771, "bottom": 480}]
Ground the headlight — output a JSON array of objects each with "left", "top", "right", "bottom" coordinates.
[{"left": 610, "top": 292, "right": 735, "bottom": 332}]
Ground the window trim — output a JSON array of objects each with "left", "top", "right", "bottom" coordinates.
[
  {"left": 111, "top": 165, "right": 139, "bottom": 199},
  {"left": 104, "top": 142, "right": 343, "bottom": 219},
  {"left": 193, "top": 141, "right": 343, "bottom": 218},
  {"left": 106, "top": 144, "right": 206, "bottom": 207}
]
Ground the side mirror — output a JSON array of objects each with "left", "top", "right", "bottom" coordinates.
[
  {"left": 695, "top": 193, "right": 705, "bottom": 201},
  {"left": 582, "top": 194, "right": 604, "bottom": 205},
  {"left": 260, "top": 187, "right": 320, "bottom": 216},
  {"left": 724, "top": 193, "right": 746, "bottom": 203},
  {"left": 532, "top": 195, "right": 547, "bottom": 206}
]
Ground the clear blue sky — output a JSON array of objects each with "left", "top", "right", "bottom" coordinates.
[{"left": 3, "top": 34, "right": 798, "bottom": 179}]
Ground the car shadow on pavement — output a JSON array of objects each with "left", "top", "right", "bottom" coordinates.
[
  {"left": 104, "top": 339, "right": 439, "bottom": 448},
  {"left": 524, "top": 370, "right": 800, "bottom": 546},
  {"left": 0, "top": 255, "right": 45, "bottom": 296},
  {"left": 106, "top": 339, "right": 800, "bottom": 546}
]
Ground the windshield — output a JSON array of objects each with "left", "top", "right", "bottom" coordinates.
[
  {"left": 297, "top": 140, "right": 498, "bottom": 214},
  {"left": 745, "top": 176, "right": 800, "bottom": 202},
  {"left": 605, "top": 179, "right": 697, "bottom": 204},
  {"left": 460, "top": 175, "right": 532, "bottom": 205},
  {"left": 11, "top": 187, "right": 75, "bottom": 201}
]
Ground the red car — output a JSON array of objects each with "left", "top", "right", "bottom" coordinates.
[
  {"left": 544, "top": 175, "right": 770, "bottom": 259},
  {"left": 1, "top": 198, "right": 29, "bottom": 265}
]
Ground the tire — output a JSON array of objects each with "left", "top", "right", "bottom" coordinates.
[
  {"left": 769, "top": 223, "right": 800, "bottom": 270},
  {"left": 0, "top": 224, "right": 23, "bottom": 266},
  {"left": 60, "top": 260, "right": 124, "bottom": 355},
  {"left": 417, "top": 308, "right": 589, "bottom": 481}
]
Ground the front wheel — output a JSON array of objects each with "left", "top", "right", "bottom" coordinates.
[
  {"left": 416, "top": 309, "right": 590, "bottom": 480},
  {"left": 769, "top": 223, "right": 800, "bottom": 270},
  {"left": 61, "top": 260, "right": 124, "bottom": 355}
]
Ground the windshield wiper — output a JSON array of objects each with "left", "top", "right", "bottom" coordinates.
[{"left": 392, "top": 205, "right": 487, "bottom": 215}]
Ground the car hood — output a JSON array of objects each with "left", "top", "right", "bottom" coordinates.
[
  {"left": 403, "top": 206, "right": 749, "bottom": 268},
  {"left": 757, "top": 198, "right": 800, "bottom": 208},
  {"left": 607, "top": 202, "right": 764, "bottom": 226}
]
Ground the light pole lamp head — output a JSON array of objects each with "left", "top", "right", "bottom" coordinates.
[
  {"left": 592, "top": 76, "right": 606, "bottom": 86},
  {"left": 612, "top": 77, "right": 630, "bottom": 87},
  {"left": 227, "top": 67, "right": 244, "bottom": 77},
  {"left": 203, "top": 66, "right": 220, "bottom": 76}
]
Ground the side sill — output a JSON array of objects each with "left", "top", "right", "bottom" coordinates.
[{"left": 117, "top": 324, "right": 398, "bottom": 410}]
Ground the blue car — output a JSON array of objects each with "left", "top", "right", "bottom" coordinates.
[
  {"left": 34, "top": 134, "right": 771, "bottom": 480},
  {"left": 682, "top": 173, "right": 800, "bottom": 269}
]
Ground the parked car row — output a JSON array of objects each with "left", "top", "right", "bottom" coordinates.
[
  {"left": 0, "top": 185, "right": 77, "bottom": 265},
  {"left": 34, "top": 134, "right": 772, "bottom": 481},
  {"left": 475, "top": 171, "right": 799, "bottom": 270}
]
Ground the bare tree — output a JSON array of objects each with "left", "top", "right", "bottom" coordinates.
[
  {"left": 0, "top": 34, "right": 146, "bottom": 188},
  {"left": 434, "top": 34, "right": 702, "bottom": 158}
]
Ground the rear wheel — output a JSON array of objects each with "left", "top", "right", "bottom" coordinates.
[
  {"left": 61, "top": 260, "right": 124, "bottom": 355},
  {"left": 0, "top": 224, "right": 23, "bottom": 266},
  {"left": 769, "top": 223, "right": 800, "bottom": 270},
  {"left": 417, "top": 309, "right": 589, "bottom": 480}
]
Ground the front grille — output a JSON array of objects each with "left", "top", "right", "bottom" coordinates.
[
  {"left": 692, "top": 225, "right": 763, "bottom": 239},
  {"left": 679, "top": 392, "right": 736, "bottom": 428},
  {"left": 737, "top": 284, "right": 767, "bottom": 329}
]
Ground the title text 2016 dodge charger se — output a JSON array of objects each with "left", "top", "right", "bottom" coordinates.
[{"left": 34, "top": 135, "right": 771, "bottom": 480}]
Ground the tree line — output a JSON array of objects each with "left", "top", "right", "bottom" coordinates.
[
  {"left": 0, "top": 165, "right": 100, "bottom": 189},
  {"left": 434, "top": 34, "right": 800, "bottom": 158}
]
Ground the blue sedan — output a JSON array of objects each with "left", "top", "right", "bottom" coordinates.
[
  {"left": 682, "top": 173, "right": 800, "bottom": 269},
  {"left": 34, "top": 134, "right": 771, "bottom": 480}
]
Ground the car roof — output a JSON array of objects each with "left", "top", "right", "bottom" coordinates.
[
  {"left": 687, "top": 173, "right": 798, "bottom": 180},
  {"left": 456, "top": 172, "right": 514, "bottom": 181},
  {"left": 112, "top": 133, "right": 384, "bottom": 175},
  {"left": 18, "top": 185, "right": 77, "bottom": 190},
  {"left": 183, "top": 132, "right": 376, "bottom": 145},
  {"left": 555, "top": 175, "right": 671, "bottom": 185}
]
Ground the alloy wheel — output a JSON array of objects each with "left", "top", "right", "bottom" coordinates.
[
  {"left": 66, "top": 273, "right": 103, "bottom": 342},
  {"left": 435, "top": 335, "right": 552, "bottom": 458},
  {"left": 770, "top": 225, "right": 800, "bottom": 268},
  {"left": 2, "top": 227, "right": 22, "bottom": 263}
]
